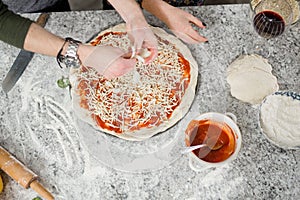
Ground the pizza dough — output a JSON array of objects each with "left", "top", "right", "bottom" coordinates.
[
  {"left": 70, "top": 23, "right": 198, "bottom": 141},
  {"left": 227, "top": 54, "right": 279, "bottom": 105},
  {"left": 250, "top": 0, "right": 299, "bottom": 24},
  {"left": 260, "top": 92, "right": 300, "bottom": 149}
]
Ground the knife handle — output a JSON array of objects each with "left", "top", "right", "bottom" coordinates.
[{"left": 36, "top": 13, "right": 50, "bottom": 27}]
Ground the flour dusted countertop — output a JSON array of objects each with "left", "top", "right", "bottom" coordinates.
[{"left": 0, "top": 4, "right": 299, "bottom": 200}]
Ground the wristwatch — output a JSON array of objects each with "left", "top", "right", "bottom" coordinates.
[{"left": 57, "top": 37, "right": 82, "bottom": 69}]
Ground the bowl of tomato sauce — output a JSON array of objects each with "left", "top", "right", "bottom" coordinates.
[{"left": 185, "top": 112, "right": 242, "bottom": 171}]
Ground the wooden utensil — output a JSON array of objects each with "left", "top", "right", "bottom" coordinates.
[{"left": 0, "top": 146, "right": 54, "bottom": 200}]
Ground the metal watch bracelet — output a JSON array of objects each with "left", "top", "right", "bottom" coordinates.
[{"left": 56, "top": 37, "right": 82, "bottom": 69}]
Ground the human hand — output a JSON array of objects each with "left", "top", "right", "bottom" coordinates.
[
  {"left": 80, "top": 45, "right": 137, "bottom": 79},
  {"left": 126, "top": 18, "right": 158, "bottom": 63},
  {"left": 106, "top": 0, "right": 158, "bottom": 63},
  {"left": 162, "top": 6, "right": 207, "bottom": 44}
]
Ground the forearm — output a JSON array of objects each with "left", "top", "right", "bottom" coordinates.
[
  {"left": 24, "top": 23, "right": 92, "bottom": 63},
  {"left": 142, "top": 0, "right": 207, "bottom": 43},
  {"left": 107, "top": 0, "right": 146, "bottom": 23},
  {"left": 0, "top": 0, "right": 64, "bottom": 57},
  {"left": 142, "top": 0, "right": 173, "bottom": 24},
  {"left": 23, "top": 23, "right": 65, "bottom": 57},
  {"left": 0, "top": 0, "right": 89, "bottom": 60}
]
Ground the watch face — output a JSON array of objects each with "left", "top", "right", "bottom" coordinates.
[{"left": 65, "top": 56, "right": 80, "bottom": 68}]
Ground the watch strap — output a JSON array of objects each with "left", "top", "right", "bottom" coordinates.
[{"left": 56, "top": 37, "right": 82, "bottom": 69}]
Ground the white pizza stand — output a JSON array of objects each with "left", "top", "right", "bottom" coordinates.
[{"left": 0, "top": 4, "right": 299, "bottom": 199}]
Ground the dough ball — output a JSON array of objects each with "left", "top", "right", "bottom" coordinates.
[{"left": 227, "top": 54, "right": 279, "bottom": 105}]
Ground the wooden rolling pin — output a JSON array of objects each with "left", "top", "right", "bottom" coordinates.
[{"left": 0, "top": 146, "right": 54, "bottom": 200}]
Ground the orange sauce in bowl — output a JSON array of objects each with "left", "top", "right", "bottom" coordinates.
[{"left": 185, "top": 119, "right": 236, "bottom": 163}]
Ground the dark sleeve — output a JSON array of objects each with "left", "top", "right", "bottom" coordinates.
[
  {"left": 0, "top": 0, "right": 33, "bottom": 48},
  {"left": 162, "top": 0, "right": 204, "bottom": 6}
]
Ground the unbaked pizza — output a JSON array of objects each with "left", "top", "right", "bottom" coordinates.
[{"left": 70, "top": 24, "right": 198, "bottom": 141}]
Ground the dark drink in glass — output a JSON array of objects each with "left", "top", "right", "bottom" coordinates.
[{"left": 253, "top": 10, "right": 285, "bottom": 38}]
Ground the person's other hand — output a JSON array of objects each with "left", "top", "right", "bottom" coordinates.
[
  {"left": 164, "top": 7, "right": 207, "bottom": 44},
  {"left": 80, "top": 45, "right": 136, "bottom": 79},
  {"left": 126, "top": 19, "right": 158, "bottom": 63}
]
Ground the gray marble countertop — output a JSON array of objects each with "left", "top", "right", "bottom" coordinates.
[{"left": 0, "top": 4, "right": 299, "bottom": 200}]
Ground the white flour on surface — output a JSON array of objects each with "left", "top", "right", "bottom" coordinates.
[
  {"left": 190, "top": 165, "right": 244, "bottom": 199},
  {"left": 0, "top": 60, "right": 108, "bottom": 199},
  {"left": 260, "top": 94, "right": 300, "bottom": 148}
]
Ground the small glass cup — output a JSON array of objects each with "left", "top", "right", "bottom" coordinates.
[
  {"left": 185, "top": 112, "right": 242, "bottom": 172},
  {"left": 251, "top": 0, "right": 293, "bottom": 39}
]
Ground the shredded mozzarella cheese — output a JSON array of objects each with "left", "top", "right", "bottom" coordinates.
[{"left": 75, "top": 33, "right": 190, "bottom": 133}]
